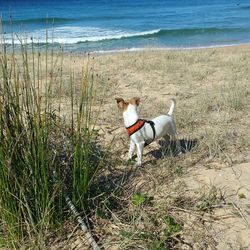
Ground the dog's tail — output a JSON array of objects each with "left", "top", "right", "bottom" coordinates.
[{"left": 167, "top": 98, "right": 176, "bottom": 116}]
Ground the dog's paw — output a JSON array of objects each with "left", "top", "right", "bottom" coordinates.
[{"left": 135, "top": 161, "right": 142, "bottom": 167}]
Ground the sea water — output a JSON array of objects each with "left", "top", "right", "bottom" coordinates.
[{"left": 1, "top": 0, "right": 250, "bottom": 52}]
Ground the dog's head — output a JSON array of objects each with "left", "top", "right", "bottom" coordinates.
[{"left": 115, "top": 97, "right": 140, "bottom": 112}]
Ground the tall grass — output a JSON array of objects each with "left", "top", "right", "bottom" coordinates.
[{"left": 0, "top": 26, "right": 101, "bottom": 247}]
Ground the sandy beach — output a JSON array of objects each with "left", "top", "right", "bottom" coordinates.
[
  {"left": 1, "top": 44, "right": 250, "bottom": 249},
  {"left": 50, "top": 45, "right": 250, "bottom": 249}
]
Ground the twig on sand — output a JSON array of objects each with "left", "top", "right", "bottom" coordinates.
[
  {"left": 229, "top": 200, "right": 249, "bottom": 227},
  {"left": 64, "top": 192, "right": 101, "bottom": 250},
  {"left": 108, "top": 125, "right": 123, "bottom": 133},
  {"left": 53, "top": 170, "right": 100, "bottom": 250}
]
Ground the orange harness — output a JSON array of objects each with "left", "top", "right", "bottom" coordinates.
[
  {"left": 126, "top": 119, "right": 156, "bottom": 146},
  {"left": 126, "top": 119, "right": 145, "bottom": 137}
]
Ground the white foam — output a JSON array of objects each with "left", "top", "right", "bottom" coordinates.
[{"left": 2, "top": 26, "right": 161, "bottom": 44}]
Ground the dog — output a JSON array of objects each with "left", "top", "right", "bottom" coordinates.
[{"left": 115, "top": 97, "right": 180, "bottom": 166}]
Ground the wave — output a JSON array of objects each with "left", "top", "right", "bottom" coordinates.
[
  {"left": 76, "top": 27, "right": 249, "bottom": 43},
  {"left": 2, "top": 27, "right": 161, "bottom": 44},
  {"left": 132, "top": 27, "right": 249, "bottom": 39},
  {"left": 1, "top": 17, "right": 77, "bottom": 25},
  {"left": 75, "top": 28, "right": 162, "bottom": 43},
  {"left": 2, "top": 26, "right": 249, "bottom": 45}
]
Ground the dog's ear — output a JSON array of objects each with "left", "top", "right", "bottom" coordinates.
[
  {"left": 115, "top": 97, "right": 125, "bottom": 110},
  {"left": 131, "top": 97, "right": 140, "bottom": 106}
]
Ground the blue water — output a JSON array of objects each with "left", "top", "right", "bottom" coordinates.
[{"left": 1, "top": 0, "right": 250, "bottom": 52}]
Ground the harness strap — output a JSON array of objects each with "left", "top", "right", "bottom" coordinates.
[
  {"left": 126, "top": 119, "right": 145, "bottom": 137},
  {"left": 126, "top": 119, "right": 156, "bottom": 146},
  {"left": 144, "top": 120, "right": 156, "bottom": 146}
]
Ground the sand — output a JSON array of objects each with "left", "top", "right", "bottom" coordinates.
[
  {"left": 85, "top": 45, "right": 250, "bottom": 249},
  {"left": 14, "top": 45, "right": 249, "bottom": 249}
]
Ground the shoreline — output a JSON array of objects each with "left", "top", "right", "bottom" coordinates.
[
  {"left": 90, "top": 42, "right": 250, "bottom": 54},
  {"left": 3, "top": 41, "right": 250, "bottom": 55}
]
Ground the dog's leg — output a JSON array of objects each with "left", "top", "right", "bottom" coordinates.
[
  {"left": 127, "top": 139, "right": 136, "bottom": 160},
  {"left": 136, "top": 142, "right": 144, "bottom": 166}
]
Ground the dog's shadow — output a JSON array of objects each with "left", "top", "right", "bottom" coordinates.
[{"left": 148, "top": 138, "right": 198, "bottom": 160}]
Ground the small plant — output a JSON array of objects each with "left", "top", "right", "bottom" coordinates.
[
  {"left": 96, "top": 208, "right": 108, "bottom": 220},
  {"left": 119, "top": 230, "right": 132, "bottom": 239},
  {"left": 147, "top": 215, "right": 182, "bottom": 250},
  {"left": 125, "top": 158, "right": 136, "bottom": 166},
  {"left": 238, "top": 193, "right": 246, "bottom": 199},
  {"left": 0, "top": 235, "right": 7, "bottom": 248},
  {"left": 163, "top": 215, "right": 181, "bottom": 236},
  {"left": 196, "top": 186, "right": 223, "bottom": 213},
  {"left": 149, "top": 240, "right": 166, "bottom": 250},
  {"left": 132, "top": 193, "right": 150, "bottom": 206},
  {"left": 174, "top": 165, "right": 184, "bottom": 176}
]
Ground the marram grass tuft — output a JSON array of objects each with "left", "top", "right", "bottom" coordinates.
[{"left": 0, "top": 25, "right": 102, "bottom": 248}]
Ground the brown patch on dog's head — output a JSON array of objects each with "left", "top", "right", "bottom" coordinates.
[
  {"left": 115, "top": 97, "right": 129, "bottom": 111},
  {"left": 129, "top": 97, "right": 140, "bottom": 106},
  {"left": 115, "top": 97, "right": 140, "bottom": 112}
]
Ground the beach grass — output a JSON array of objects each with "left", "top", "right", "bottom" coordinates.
[{"left": 0, "top": 32, "right": 104, "bottom": 248}]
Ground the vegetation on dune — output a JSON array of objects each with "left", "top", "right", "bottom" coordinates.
[
  {"left": 87, "top": 47, "right": 250, "bottom": 249},
  {"left": 0, "top": 30, "right": 103, "bottom": 248}
]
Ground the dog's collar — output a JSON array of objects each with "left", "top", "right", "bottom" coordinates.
[{"left": 126, "top": 119, "right": 145, "bottom": 137}]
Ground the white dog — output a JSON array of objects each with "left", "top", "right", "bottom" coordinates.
[{"left": 115, "top": 97, "right": 180, "bottom": 166}]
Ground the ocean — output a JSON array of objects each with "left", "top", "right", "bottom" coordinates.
[{"left": 1, "top": 0, "right": 250, "bottom": 52}]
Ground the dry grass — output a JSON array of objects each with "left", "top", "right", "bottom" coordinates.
[
  {"left": 85, "top": 46, "right": 250, "bottom": 249},
  {"left": 3, "top": 46, "right": 250, "bottom": 249},
  {"left": 46, "top": 46, "right": 250, "bottom": 249}
]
